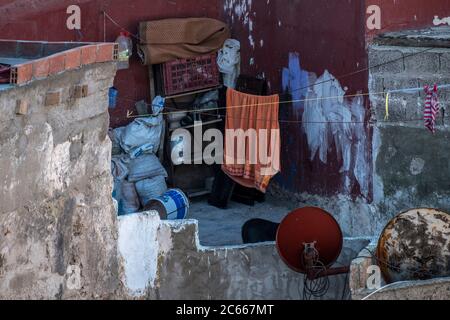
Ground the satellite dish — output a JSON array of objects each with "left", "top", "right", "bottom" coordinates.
[
  {"left": 377, "top": 208, "right": 450, "bottom": 284},
  {"left": 276, "top": 207, "right": 347, "bottom": 277}
]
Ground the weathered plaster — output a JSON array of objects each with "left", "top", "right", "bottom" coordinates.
[
  {"left": 0, "top": 62, "right": 120, "bottom": 299},
  {"left": 117, "top": 211, "right": 370, "bottom": 300}
]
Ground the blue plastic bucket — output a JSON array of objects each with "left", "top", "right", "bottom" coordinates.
[
  {"left": 146, "top": 189, "right": 190, "bottom": 220},
  {"left": 109, "top": 87, "right": 118, "bottom": 109}
]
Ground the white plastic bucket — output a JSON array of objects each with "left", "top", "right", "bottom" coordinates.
[{"left": 145, "top": 189, "right": 189, "bottom": 220}]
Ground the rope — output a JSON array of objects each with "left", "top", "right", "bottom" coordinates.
[
  {"left": 102, "top": 11, "right": 141, "bottom": 41},
  {"left": 100, "top": 12, "right": 448, "bottom": 126},
  {"left": 118, "top": 85, "right": 450, "bottom": 125}
]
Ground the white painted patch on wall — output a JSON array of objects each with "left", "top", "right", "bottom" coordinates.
[
  {"left": 49, "top": 141, "right": 72, "bottom": 192},
  {"left": 302, "top": 70, "right": 370, "bottom": 198},
  {"left": 224, "top": 0, "right": 252, "bottom": 20},
  {"left": 433, "top": 15, "right": 450, "bottom": 26},
  {"left": 260, "top": 39, "right": 264, "bottom": 47},
  {"left": 410, "top": 158, "right": 425, "bottom": 176},
  {"left": 224, "top": 0, "right": 256, "bottom": 51},
  {"left": 158, "top": 223, "right": 174, "bottom": 255},
  {"left": 118, "top": 211, "right": 161, "bottom": 297},
  {"left": 248, "top": 35, "right": 255, "bottom": 49}
]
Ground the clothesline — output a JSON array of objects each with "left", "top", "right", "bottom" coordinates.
[
  {"left": 388, "top": 84, "right": 450, "bottom": 94},
  {"left": 122, "top": 102, "right": 450, "bottom": 126},
  {"left": 193, "top": 111, "right": 450, "bottom": 125},
  {"left": 384, "top": 83, "right": 450, "bottom": 121},
  {"left": 122, "top": 83, "right": 450, "bottom": 122}
]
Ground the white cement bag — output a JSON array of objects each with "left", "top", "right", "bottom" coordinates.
[
  {"left": 128, "top": 154, "right": 168, "bottom": 183},
  {"left": 109, "top": 127, "right": 126, "bottom": 155},
  {"left": 135, "top": 176, "right": 168, "bottom": 206},
  {"left": 120, "top": 115, "right": 163, "bottom": 157},
  {"left": 111, "top": 154, "right": 130, "bottom": 181},
  {"left": 217, "top": 39, "right": 240, "bottom": 88},
  {"left": 114, "top": 180, "right": 141, "bottom": 215}
]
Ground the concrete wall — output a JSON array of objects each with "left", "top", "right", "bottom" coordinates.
[
  {"left": 369, "top": 39, "right": 450, "bottom": 219},
  {"left": 118, "top": 211, "right": 370, "bottom": 300},
  {"left": 0, "top": 62, "right": 120, "bottom": 299}
]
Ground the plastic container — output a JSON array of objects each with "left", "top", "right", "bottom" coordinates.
[
  {"left": 115, "top": 31, "right": 133, "bottom": 70},
  {"left": 109, "top": 87, "right": 118, "bottom": 108},
  {"left": 162, "top": 53, "right": 220, "bottom": 96},
  {"left": 144, "top": 189, "right": 189, "bottom": 220}
]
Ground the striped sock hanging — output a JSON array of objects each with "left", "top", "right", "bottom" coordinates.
[{"left": 424, "top": 84, "right": 440, "bottom": 133}]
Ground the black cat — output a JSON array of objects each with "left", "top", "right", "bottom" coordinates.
[{"left": 241, "top": 219, "right": 280, "bottom": 244}]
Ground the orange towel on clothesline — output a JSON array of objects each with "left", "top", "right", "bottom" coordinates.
[{"left": 222, "top": 88, "right": 281, "bottom": 193}]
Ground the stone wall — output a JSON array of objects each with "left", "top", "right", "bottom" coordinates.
[
  {"left": 369, "top": 36, "right": 450, "bottom": 220},
  {"left": 118, "top": 212, "right": 370, "bottom": 300},
  {"left": 0, "top": 62, "right": 120, "bottom": 299}
]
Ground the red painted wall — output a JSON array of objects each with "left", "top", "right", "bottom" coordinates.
[
  {"left": 366, "top": 0, "right": 450, "bottom": 40},
  {"left": 220, "top": 0, "right": 370, "bottom": 198},
  {"left": 0, "top": 0, "right": 221, "bottom": 127}
]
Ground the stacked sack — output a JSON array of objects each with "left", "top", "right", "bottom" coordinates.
[{"left": 109, "top": 98, "right": 168, "bottom": 215}]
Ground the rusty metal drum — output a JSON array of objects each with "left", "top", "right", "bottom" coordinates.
[{"left": 377, "top": 208, "right": 450, "bottom": 284}]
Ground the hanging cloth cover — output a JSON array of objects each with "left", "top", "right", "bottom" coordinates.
[
  {"left": 138, "top": 18, "right": 230, "bottom": 65},
  {"left": 222, "top": 89, "right": 281, "bottom": 193},
  {"left": 424, "top": 84, "right": 440, "bottom": 133}
]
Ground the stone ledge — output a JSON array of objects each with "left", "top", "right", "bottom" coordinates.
[
  {"left": 363, "top": 277, "right": 450, "bottom": 300},
  {"left": 1, "top": 40, "right": 119, "bottom": 85},
  {"left": 373, "top": 26, "right": 450, "bottom": 49}
]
